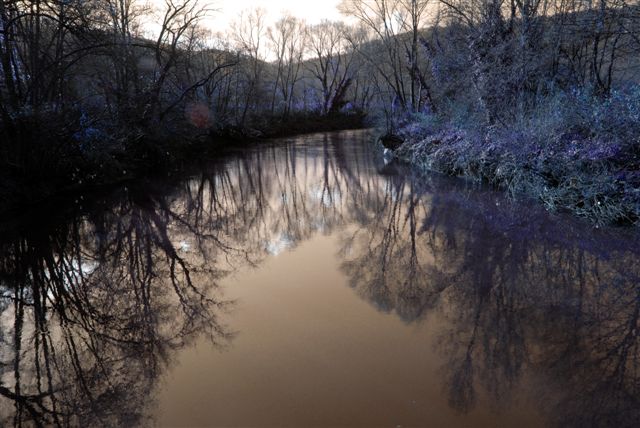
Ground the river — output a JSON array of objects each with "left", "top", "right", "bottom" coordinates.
[{"left": 0, "top": 129, "right": 639, "bottom": 427}]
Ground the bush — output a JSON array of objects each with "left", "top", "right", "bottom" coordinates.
[{"left": 394, "top": 85, "right": 640, "bottom": 226}]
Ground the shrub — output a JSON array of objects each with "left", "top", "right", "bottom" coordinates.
[{"left": 394, "top": 85, "right": 640, "bottom": 226}]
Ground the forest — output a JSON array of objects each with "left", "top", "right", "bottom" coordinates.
[{"left": 1, "top": 0, "right": 640, "bottom": 223}]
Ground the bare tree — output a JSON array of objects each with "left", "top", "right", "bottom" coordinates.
[
  {"left": 231, "top": 7, "right": 268, "bottom": 126},
  {"left": 339, "top": 0, "right": 436, "bottom": 114},
  {"left": 268, "top": 14, "right": 306, "bottom": 117},
  {"left": 305, "top": 20, "right": 355, "bottom": 115}
]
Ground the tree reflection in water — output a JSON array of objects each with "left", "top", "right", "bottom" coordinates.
[
  {"left": 338, "top": 142, "right": 640, "bottom": 427},
  {"left": 0, "top": 130, "right": 639, "bottom": 427},
  {"left": 0, "top": 186, "right": 237, "bottom": 426}
]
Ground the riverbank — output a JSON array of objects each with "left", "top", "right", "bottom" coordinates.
[
  {"left": 390, "top": 89, "right": 640, "bottom": 226},
  {"left": 0, "top": 112, "right": 367, "bottom": 216}
]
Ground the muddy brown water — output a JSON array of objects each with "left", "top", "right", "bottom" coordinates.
[{"left": 1, "top": 129, "right": 639, "bottom": 427}]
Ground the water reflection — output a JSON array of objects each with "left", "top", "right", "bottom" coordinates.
[
  {"left": 339, "top": 156, "right": 640, "bottom": 427},
  {"left": 0, "top": 192, "right": 236, "bottom": 426},
  {"left": 1, "top": 130, "right": 639, "bottom": 427}
]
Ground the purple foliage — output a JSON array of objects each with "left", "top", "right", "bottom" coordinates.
[
  {"left": 394, "top": 92, "right": 640, "bottom": 225},
  {"left": 340, "top": 102, "right": 354, "bottom": 113},
  {"left": 584, "top": 142, "right": 622, "bottom": 162}
]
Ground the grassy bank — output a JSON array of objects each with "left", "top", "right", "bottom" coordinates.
[{"left": 391, "top": 87, "right": 640, "bottom": 226}]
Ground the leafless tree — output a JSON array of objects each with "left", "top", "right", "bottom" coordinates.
[
  {"left": 268, "top": 14, "right": 306, "bottom": 117},
  {"left": 339, "top": 0, "right": 437, "bottom": 113},
  {"left": 305, "top": 20, "right": 355, "bottom": 115},
  {"left": 231, "top": 7, "right": 268, "bottom": 126}
]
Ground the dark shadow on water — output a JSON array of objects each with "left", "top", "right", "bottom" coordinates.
[{"left": 0, "top": 129, "right": 639, "bottom": 427}]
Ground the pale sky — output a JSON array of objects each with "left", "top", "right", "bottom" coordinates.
[
  {"left": 144, "top": 0, "right": 346, "bottom": 52},
  {"left": 170, "top": 0, "right": 345, "bottom": 32}
]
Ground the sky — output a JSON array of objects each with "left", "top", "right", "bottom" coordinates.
[
  {"left": 197, "top": 0, "right": 344, "bottom": 31},
  {"left": 143, "top": 0, "right": 347, "bottom": 56}
]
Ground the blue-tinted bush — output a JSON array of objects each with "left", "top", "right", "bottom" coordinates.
[{"left": 395, "top": 85, "right": 640, "bottom": 225}]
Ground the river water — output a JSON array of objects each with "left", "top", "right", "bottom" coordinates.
[{"left": 0, "top": 129, "right": 639, "bottom": 427}]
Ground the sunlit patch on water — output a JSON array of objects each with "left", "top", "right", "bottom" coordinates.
[{"left": 265, "top": 234, "right": 295, "bottom": 256}]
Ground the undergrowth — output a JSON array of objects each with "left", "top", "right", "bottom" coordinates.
[{"left": 393, "top": 87, "right": 640, "bottom": 226}]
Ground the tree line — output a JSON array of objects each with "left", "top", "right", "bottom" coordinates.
[{"left": 1, "top": 0, "right": 639, "bottom": 179}]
